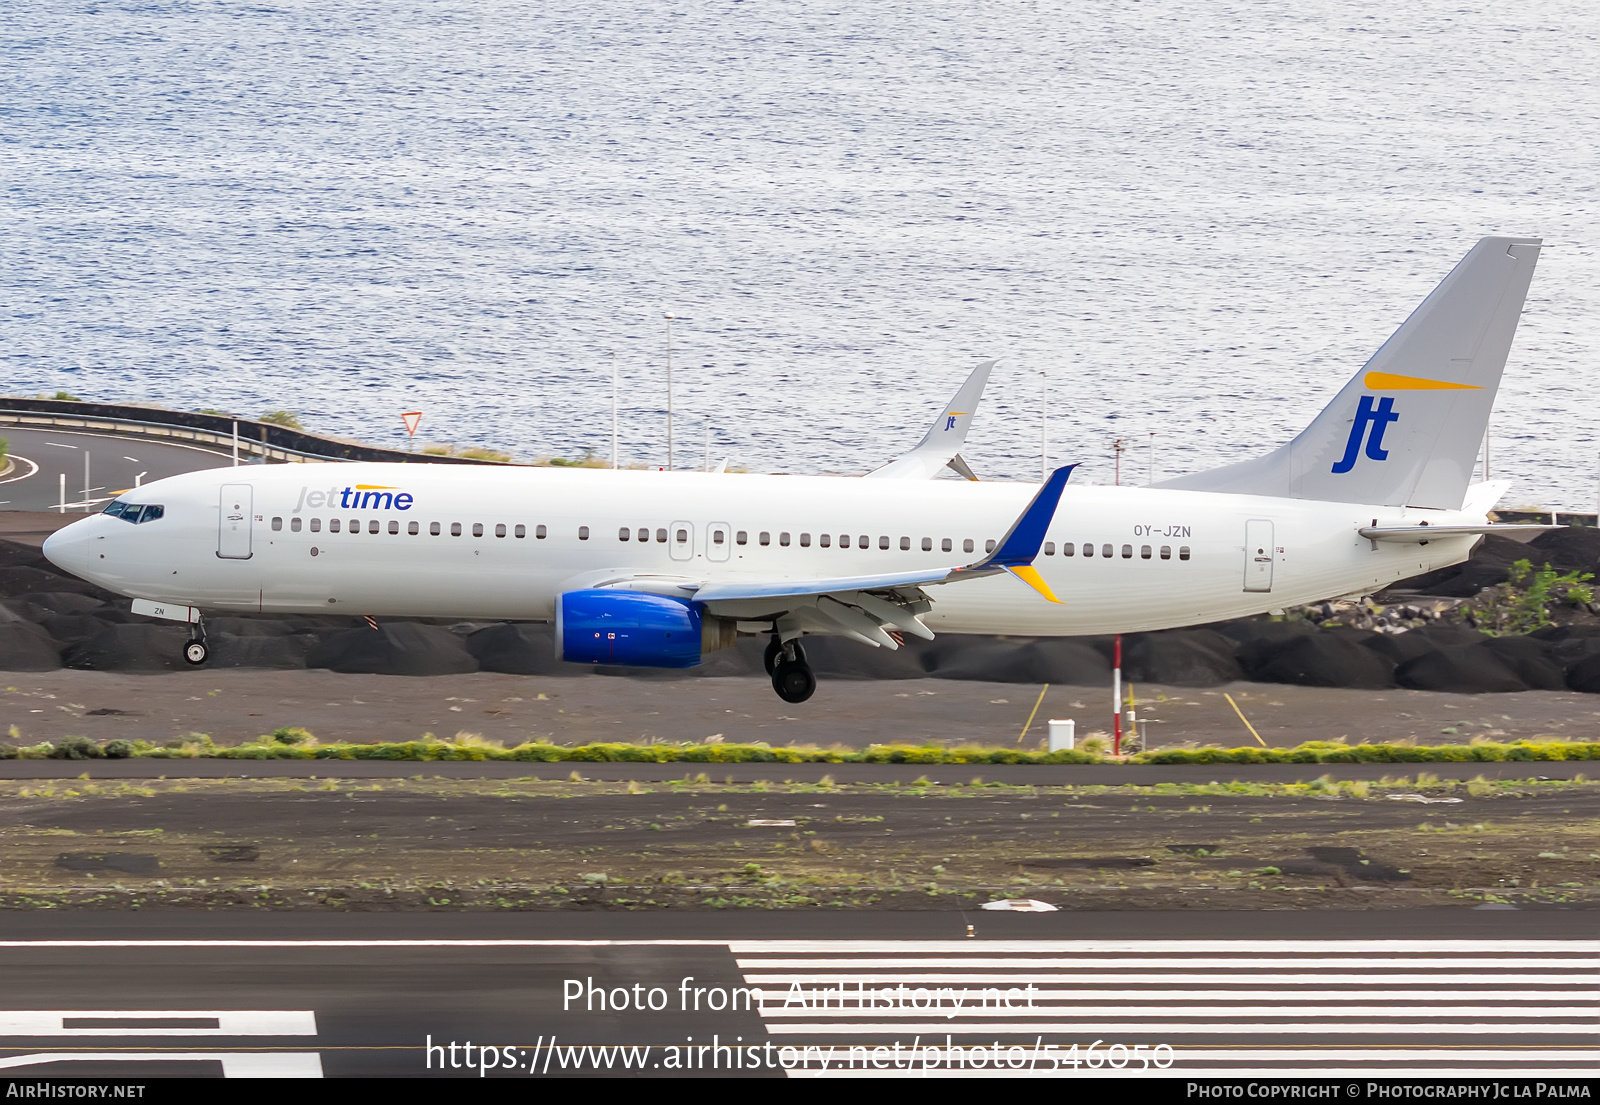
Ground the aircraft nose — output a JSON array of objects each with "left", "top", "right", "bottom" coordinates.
[{"left": 42, "top": 520, "right": 91, "bottom": 575}]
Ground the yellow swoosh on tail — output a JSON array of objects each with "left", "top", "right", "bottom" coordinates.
[{"left": 1363, "top": 372, "right": 1482, "bottom": 391}]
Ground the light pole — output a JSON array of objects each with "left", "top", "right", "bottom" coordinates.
[
  {"left": 663, "top": 314, "right": 691, "bottom": 470},
  {"left": 1041, "top": 369, "right": 1048, "bottom": 483}
]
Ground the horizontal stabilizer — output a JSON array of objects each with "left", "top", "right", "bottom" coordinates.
[{"left": 1358, "top": 523, "right": 1562, "bottom": 544}]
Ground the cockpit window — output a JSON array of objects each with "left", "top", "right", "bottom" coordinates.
[{"left": 105, "top": 502, "right": 165, "bottom": 524}]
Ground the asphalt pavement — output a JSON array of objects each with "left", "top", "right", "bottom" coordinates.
[
  {"left": 0, "top": 426, "right": 237, "bottom": 512},
  {"left": 0, "top": 913, "right": 1593, "bottom": 1079}
]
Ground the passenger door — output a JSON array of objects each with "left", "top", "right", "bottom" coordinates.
[
  {"left": 1243, "top": 519, "right": 1274, "bottom": 592},
  {"left": 705, "top": 522, "right": 731, "bottom": 562},
  {"left": 668, "top": 520, "right": 694, "bottom": 562},
  {"left": 218, "top": 484, "right": 253, "bottom": 560}
]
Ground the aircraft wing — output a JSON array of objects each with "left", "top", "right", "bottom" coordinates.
[
  {"left": 865, "top": 360, "right": 994, "bottom": 480},
  {"left": 594, "top": 466, "right": 1076, "bottom": 649}
]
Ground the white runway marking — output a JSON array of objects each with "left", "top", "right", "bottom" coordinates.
[
  {"left": 734, "top": 941, "right": 1600, "bottom": 1078},
  {"left": 0, "top": 1052, "right": 323, "bottom": 1077},
  {"left": 0, "top": 1010, "right": 317, "bottom": 1036}
]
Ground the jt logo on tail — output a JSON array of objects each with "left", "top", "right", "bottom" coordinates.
[{"left": 1331, "top": 395, "right": 1399, "bottom": 473}]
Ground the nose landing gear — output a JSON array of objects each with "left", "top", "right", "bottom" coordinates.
[
  {"left": 183, "top": 617, "right": 209, "bottom": 666},
  {"left": 766, "top": 636, "right": 815, "bottom": 703}
]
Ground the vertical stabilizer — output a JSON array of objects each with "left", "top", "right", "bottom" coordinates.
[
  {"left": 866, "top": 360, "right": 994, "bottom": 479},
  {"left": 1159, "top": 237, "right": 1541, "bottom": 510}
]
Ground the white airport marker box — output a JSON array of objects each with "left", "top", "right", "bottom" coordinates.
[{"left": 1048, "top": 719, "right": 1075, "bottom": 751}]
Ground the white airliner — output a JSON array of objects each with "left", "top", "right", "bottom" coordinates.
[{"left": 43, "top": 236, "right": 1547, "bottom": 703}]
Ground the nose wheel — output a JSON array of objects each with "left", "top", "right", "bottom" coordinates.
[
  {"left": 183, "top": 617, "right": 209, "bottom": 666},
  {"left": 767, "top": 636, "right": 815, "bottom": 703}
]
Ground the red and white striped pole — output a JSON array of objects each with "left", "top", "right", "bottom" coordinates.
[{"left": 1112, "top": 633, "right": 1123, "bottom": 756}]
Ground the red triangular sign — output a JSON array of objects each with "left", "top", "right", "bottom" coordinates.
[{"left": 401, "top": 411, "right": 423, "bottom": 435}]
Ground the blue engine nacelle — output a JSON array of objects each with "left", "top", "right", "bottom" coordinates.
[{"left": 557, "top": 590, "right": 705, "bottom": 668}]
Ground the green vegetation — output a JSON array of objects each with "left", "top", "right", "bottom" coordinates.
[
  {"left": 259, "top": 410, "right": 304, "bottom": 430},
  {"left": 37, "top": 391, "right": 80, "bottom": 401},
  {"left": 457, "top": 446, "right": 513, "bottom": 463},
  {"left": 419, "top": 443, "right": 515, "bottom": 463},
  {"left": 4, "top": 730, "right": 1599, "bottom": 765},
  {"left": 0, "top": 437, "right": 8, "bottom": 464},
  {"left": 1462, "top": 559, "right": 1595, "bottom": 635}
]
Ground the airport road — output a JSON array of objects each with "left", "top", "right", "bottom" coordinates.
[
  {"left": 0, "top": 913, "right": 1594, "bottom": 1079},
  {"left": 0, "top": 426, "right": 236, "bottom": 513}
]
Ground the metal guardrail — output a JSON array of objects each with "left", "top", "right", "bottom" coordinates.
[{"left": 0, "top": 398, "right": 503, "bottom": 465}]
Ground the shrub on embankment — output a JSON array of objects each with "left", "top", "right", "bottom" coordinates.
[{"left": 3, "top": 731, "right": 1598, "bottom": 766}]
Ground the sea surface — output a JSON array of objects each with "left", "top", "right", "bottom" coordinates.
[{"left": 3, "top": 1, "right": 1598, "bottom": 507}]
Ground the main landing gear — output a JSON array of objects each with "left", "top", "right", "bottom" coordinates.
[
  {"left": 765, "top": 637, "right": 815, "bottom": 704},
  {"left": 183, "top": 618, "right": 209, "bottom": 666}
]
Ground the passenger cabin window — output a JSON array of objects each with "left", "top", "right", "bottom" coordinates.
[
  {"left": 857, "top": 534, "right": 867, "bottom": 548},
  {"left": 619, "top": 527, "right": 630, "bottom": 541},
  {"left": 779, "top": 532, "right": 791, "bottom": 546},
  {"left": 900, "top": 537, "right": 911, "bottom": 551},
  {"left": 1179, "top": 545, "right": 1192, "bottom": 560},
  {"left": 1062, "top": 541, "right": 1075, "bottom": 557},
  {"left": 818, "top": 534, "right": 829, "bottom": 548},
  {"left": 271, "top": 517, "right": 283, "bottom": 531},
  {"left": 1101, "top": 543, "right": 1113, "bottom": 558},
  {"left": 291, "top": 517, "right": 303, "bottom": 532},
  {"left": 473, "top": 522, "right": 484, "bottom": 537},
  {"left": 963, "top": 539, "right": 974, "bottom": 553},
  {"left": 878, "top": 536, "right": 889, "bottom": 550},
  {"left": 451, "top": 523, "right": 462, "bottom": 537},
  {"left": 1043, "top": 541, "right": 1055, "bottom": 555},
  {"left": 1082, "top": 543, "right": 1092, "bottom": 557},
  {"left": 985, "top": 539, "right": 996, "bottom": 553},
  {"left": 1121, "top": 544, "right": 1132, "bottom": 558},
  {"left": 675, "top": 528, "right": 687, "bottom": 544},
  {"left": 736, "top": 531, "right": 747, "bottom": 545},
  {"left": 537, "top": 525, "right": 547, "bottom": 539},
  {"left": 311, "top": 518, "right": 322, "bottom": 533},
  {"left": 515, "top": 524, "right": 526, "bottom": 538},
  {"left": 430, "top": 522, "right": 440, "bottom": 536},
  {"left": 579, "top": 526, "right": 590, "bottom": 540},
  {"left": 839, "top": 534, "right": 850, "bottom": 548},
  {"left": 349, "top": 517, "right": 359, "bottom": 532},
  {"left": 368, "top": 519, "right": 379, "bottom": 534},
  {"left": 713, "top": 530, "right": 726, "bottom": 545},
  {"left": 1160, "top": 545, "right": 1171, "bottom": 559},
  {"left": 942, "top": 538, "right": 952, "bottom": 552},
  {"left": 799, "top": 533, "right": 811, "bottom": 547},
  {"left": 759, "top": 531, "right": 771, "bottom": 546},
  {"left": 921, "top": 537, "right": 932, "bottom": 551},
  {"left": 388, "top": 520, "right": 399, "bottom": 535},
  {"left": 637, "top": 528, "right": 649, "bottom": 542},
  {"left": 656, "top": 528, "right": 667, "bottom": 543},
  {"left": 330, "top": 519, "right": 342, "bottom": 533},
  {"left": 1141, "top": 544, "right": 1152, "bottom": 559},
  {"left": 408, "top": 521, "right": 419, "bottom": 535}
]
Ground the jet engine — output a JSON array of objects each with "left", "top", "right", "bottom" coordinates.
[{"left": 556, "top": 591, "right": 735, "bottom": 668}]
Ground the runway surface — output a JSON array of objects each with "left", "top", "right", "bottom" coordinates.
[
  {"left": 0, "top": 913, "right": 1593, "bottom": 1079},
  {"left": 0, "top": 426, "right": 233, "bottom": 513}
]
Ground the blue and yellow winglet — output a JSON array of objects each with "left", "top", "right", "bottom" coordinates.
[{"left": 968, "top": 464, "right": 1076, "bottom": 603}]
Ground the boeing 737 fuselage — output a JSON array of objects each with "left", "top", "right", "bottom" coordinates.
[{"left": 41, "top": 236, "right": 1548, "bottom": 702}]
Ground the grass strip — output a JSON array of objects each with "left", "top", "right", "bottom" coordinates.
[{"left": 5, "top": 731, "right": 1600, "bottom": 765}]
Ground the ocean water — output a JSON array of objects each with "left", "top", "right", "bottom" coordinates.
[{"left": 3, "top": 0, "right": 1598, "bottom": 508}]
